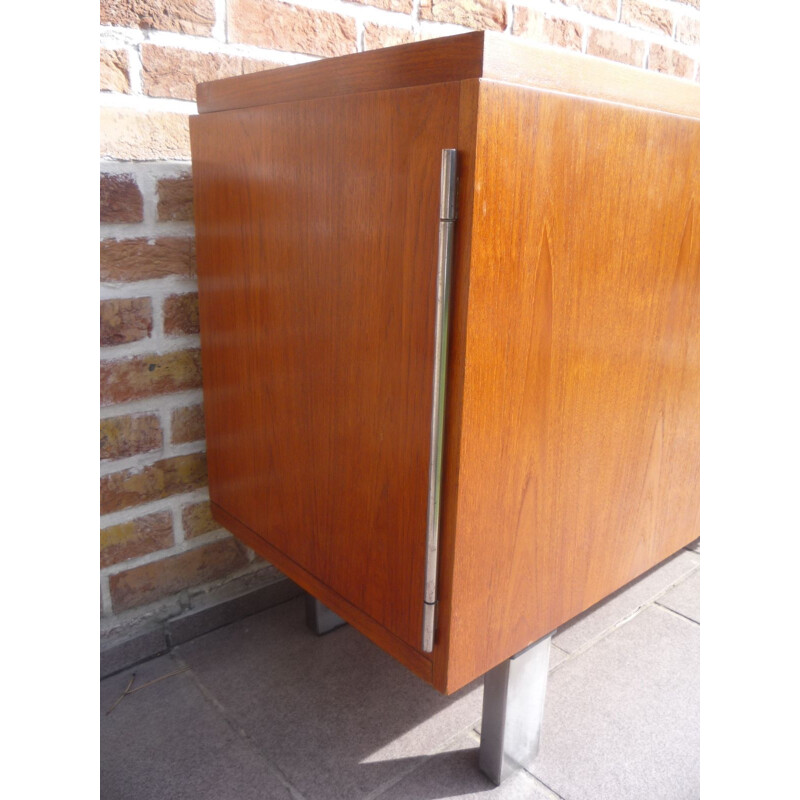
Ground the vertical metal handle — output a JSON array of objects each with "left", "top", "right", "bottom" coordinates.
[{"left": 422, "top": 149, "right": 458, "bottom": 653}]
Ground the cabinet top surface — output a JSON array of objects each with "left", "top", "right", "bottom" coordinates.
[{"left": 196, "top": 31, "right": 699, "bottom": 119}]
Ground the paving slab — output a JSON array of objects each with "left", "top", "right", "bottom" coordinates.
[
  {"left": 101, "top": 654, "right": 296, "bottom": 800},
  {"left": 657, "top": 568, "right": 700, "bottom": 623},
  {"left": 375, "top": 731, "right": 558, "bottom": 800},
  {"left": 549, "top": 644, "right": 569, "bottom": 670},
  {"left": 553, "top": 550, "right": 699, "bottom": 653},
  {"left": 177, "top": 597, "right": 483, "bottom": 800},
  {"left": 530, "top": 604, "right": 699, "bottom": 800}
]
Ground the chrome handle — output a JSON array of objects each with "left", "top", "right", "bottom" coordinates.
[{"left": 422, "top": 148, "right": 457, "bottom": 653}]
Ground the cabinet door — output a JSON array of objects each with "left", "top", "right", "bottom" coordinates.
[{"left": 190, "top": 83, "right": 459, "bottom": 654}]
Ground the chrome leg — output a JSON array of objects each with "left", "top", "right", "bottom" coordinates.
[
  {"left": 478, "top": 633, "right": 553, "bottom": 785},
  {"left": 304, "top": 593, "right": 347, "bottom": 635}
]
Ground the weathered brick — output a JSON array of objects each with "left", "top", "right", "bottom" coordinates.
[
  {"left": 241, "top": 57, "right": 283, "bottom": 75},
  {"left": 348, "top": 0, "right": 413, "bottom": 13},
  {"left": 100, "top": 0, "right": 215, "bottom": 36},
  {"left": 141, "top": 45, "right": 275, "bottom": 102},
  {"left": 100, "top": 108, "right": 191, "bottom": 161},
  {"left": 512, "top": 8, "right": 583, "bottom": 51},
  {"left": 419, "top": 0, "right": 506, "bottom": 31},
  {"left": 100, "top": 48, "right": 130, "bottom": 93},
  {"left": 101, "top": 510, "right": 173, "bottom": 568},
  {"left": 100, "top": 297, "right": 153, "bottom": 346},
  {"left": 364, "top": 23, "right": 416, "bottom": 51},
  {"left": 164, "top": 292, "right": 200, "bottom": 336},
  {"left": 182, "top": 500, "right": 218, "bottom": 539},
  {"left": 648, "top": 43, "right": 694, "bottom": 78},
  {"left": 228, "top": 0, "right": 357, "bottom": 58},
  {"left": 621, "top": 0, "right": 673, "bottom": 36},
  {"left": 171, "top": 404, "right": 206, "bottom": 444},
  {"left": 109, "top": 538, "right": 247, "bottom": 612},
  {"left": 157, "top": 175, "right": 193, "bottom": 222},
  {"left": 675, "top": 16, "right": 700, "bottom": 46},
  {"left": 101, "top": 412, "right": 163, "bottom": 460},
  {"left": 555, "top": 0, "right": 617, "bottom": 20},
  {"left": 101, "top": 452, "right": 208, "bottom": 514},
  {"left": 587, "top": 29, "right": 646, "bottom": 67},
  {"left": 101, "top": 349, "right": 203, "bottom": 406},
  {"left": 100, "top": 174, "right": 143, "bottom": 224},
  {"left": 101, "top": 237, "right": 195, "bottom": 282}
]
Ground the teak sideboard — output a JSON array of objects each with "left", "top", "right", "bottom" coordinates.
[{"left": 189, "top": 29, "right": 699, "bottom": 731}]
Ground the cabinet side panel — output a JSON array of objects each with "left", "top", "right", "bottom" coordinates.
[
  {"left": 444, "top": 81, "right": 700, "bottom": 692},
  {"left": 190, "top": 83, "right": 460, "bottom": 654}
]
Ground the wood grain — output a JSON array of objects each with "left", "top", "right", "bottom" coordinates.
[
  {"left": 190, "top": 82, "right": 459, "bottom": 655},
  {"left": 197, "top": 32, "right": 484, "bottom": 114},
  {"left": 197, "top": 31, "right": 698, "bottom": 119},
  {"left": 211, "top": 502, "right": 433, "bottom": 684},
  {"left": 436, "top": 80, "right": 700, "bottom": 693}
]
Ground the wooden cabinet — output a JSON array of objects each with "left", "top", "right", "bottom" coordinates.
[{"left": 189, "top": 31, "right": 699, "bottom": 696}]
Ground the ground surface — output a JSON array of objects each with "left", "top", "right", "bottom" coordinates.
[{"left": 101, "top": 541, "right": 700, "bottom": 800}]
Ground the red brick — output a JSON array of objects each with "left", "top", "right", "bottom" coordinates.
[
  {"left": 555, "top": 0, "right": 617, "bottom": 20},
  {"left": 348, "top": 0, "right": 413, "bottom": 13},
  {"left": 100, "top": 108, "right": 191, "bottom": 160},
  {"left": 182, "top": 500, "right": 218, "bottom": 539},
  {"left": 364, "top": 23, "right": 416, "bottom": 51},
  {"left": 675, "top": 16, "right": 700, "bottom": 46},
  {"left": 587, "top": 29, "right": 646, "bottom": 67},
  {"left": 419, "top": 0, "right": 506, "bottom": 31},
  {"left": 141, "top": 44, "right": 268, "bottom": 102},
  {"left": 109, "top": 538, "right": 248, "bottom": 612},
  {"left": 101, "top": 237, "right": 195, "bottom": 282},
  {"left": 648, "top": 43, "right": 694, "bottom": 79},
  {"left": 512, "top": 8, "right": 583, "bottom": 51},
  {"left": 101, "top": 412, "right": 163, "bottom": 460},
  {"left": 101, "top": 349, "right": 203, "bottom": 406},
  {"left": 100, "top": 174, "right": 143, "bottom": 223},
  {"left": 241, "top": 57, "right": 283, "bottom": 75},
  {"left": 157, "top": 174, "right": 193, "bottom": 221},
  {"left": 621, "top": 0, "right": 673, "bottom": 36},
  {"left": 101, "top": 297, "right": 153, "bottom": 346},
  {"left": 164, "top": 292, "right": 200, "bottom": 336},
  {"left": 228, "top": 0, "right": 357, "bottom": 58},
  {"left": 101, "top": 511, "right": 174, "bottom": 568},
  {"left": 100, "top": 0, "right": 215, "bottom": 36},
  {"left": 101, "top": 452, "right": 208, "bottom": 514},
  {"left": 100, "top": 48, "right": 130, "bottom": 93},
  {"left": 171, "top": 404, "right": 206, "bottom": 444}
]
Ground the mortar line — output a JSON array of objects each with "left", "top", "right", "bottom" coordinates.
[
  {"left": 364, "top": 716, "right": 484, "bottom": 800},
  {"left": 548, "top": 564, "right": 700, "bottom": 672},
  {"left": 174, "top": 653, "right": 309, "bottom": 800}
]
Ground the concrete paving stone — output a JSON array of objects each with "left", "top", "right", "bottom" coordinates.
[
  {"left": 657, "top": 568, "right": 700, "bottom": 623},
  {"left": 101, "top": 654, "right": 296, "bottom": 800},
  {"left": 553, "top": 549, "right": 700, "bottom": 653},
  {"left": 375, "top": 731, "right": 558, "bottom": 800},
  {"left": 530, "top": 604, "right": 699, "bottom": 800},
  {"left": 177, "top": 597, "right": 483, "bottom": 800},
  {"left": 167, "top": 576, "right": 302, "bottom": 645},
  {"left": 100, "top": 626, "right": 168, "bottom": 679},
  {"left": 549, "top": 644, "right": 569, "bottom": 670}
]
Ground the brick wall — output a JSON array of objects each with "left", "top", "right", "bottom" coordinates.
[{"left": 99, "top": 0, "right": 701, "bottom": 637}]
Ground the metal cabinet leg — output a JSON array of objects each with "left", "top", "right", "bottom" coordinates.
[
  {"left": 304, "top": 593, "right": 347, "bottom": 635},
  {"left": 478, "top": 633, "right": 552, "bottom": 785}
]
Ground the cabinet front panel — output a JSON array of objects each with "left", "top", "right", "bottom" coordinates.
[
  {"left": 439, "top": 81, "right": 700, "bottom": 692},
  {"left": 190, "top": 83, "right": 459, "bottom": 653}
]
